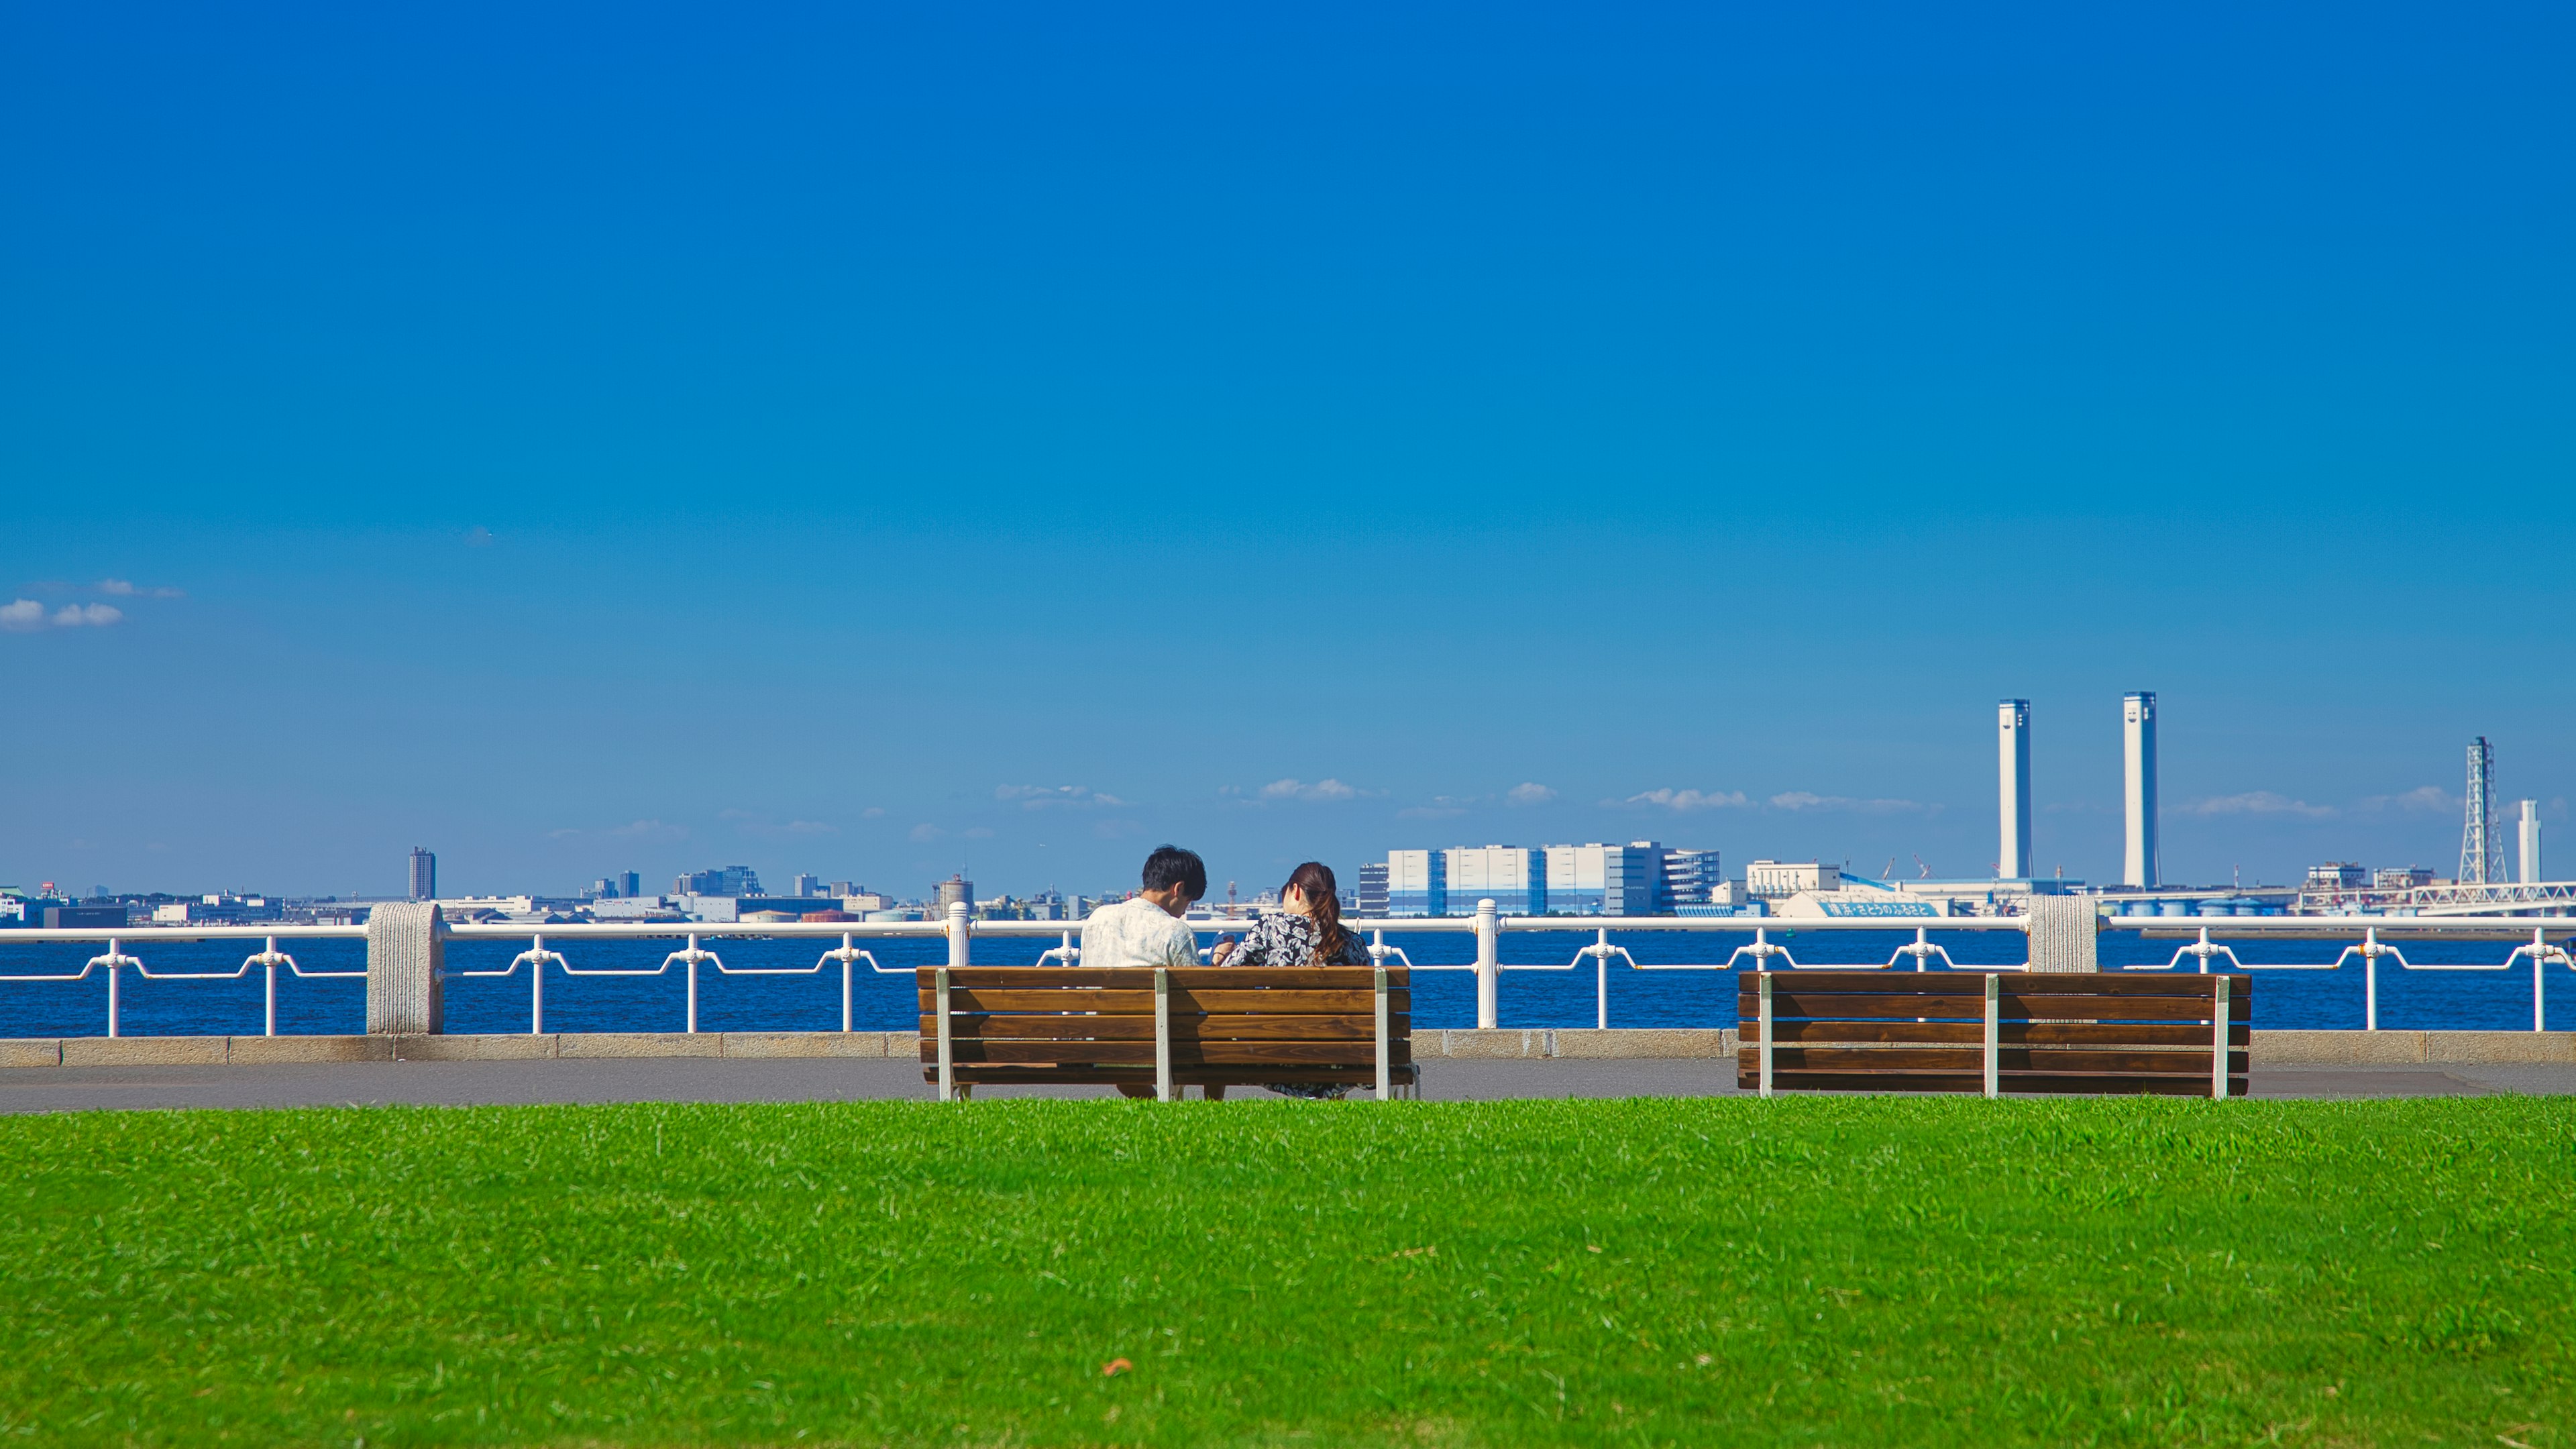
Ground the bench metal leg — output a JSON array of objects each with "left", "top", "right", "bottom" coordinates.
[
  {"left": 1758, "top": 973, "right": 1773, "bottom": 1099},
  {"left": 2212, "top": 975, "right": 2230, "bottom": 1100},
  {"left": 1982, "top": 973, "right": 2000, "bottom": 1099},
  {"left": 1375, "top": 965, "right": 1391, "bottom": 1101},
  {"left": 1154, "top": 968, "right": 1173, "bottom": 1104},
  {"left": 936, "top": 967, "right": 955, "bottom": 1102}
]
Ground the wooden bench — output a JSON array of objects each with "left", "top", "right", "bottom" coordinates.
[
  {"left": 1738, "top": 971, "right": 2249, "bottom": 1098},
  {"left": 916, "top": 965, "right": 1415, "bottom": 1101}
]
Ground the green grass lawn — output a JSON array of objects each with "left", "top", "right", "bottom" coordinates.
[{"left": 1, "top": 1096, "right": 2569, "bottom": 1447}]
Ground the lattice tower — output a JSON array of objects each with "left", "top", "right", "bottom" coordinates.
[{"left": 2459, "top": 737, "right": 2504, "bottom": 885}]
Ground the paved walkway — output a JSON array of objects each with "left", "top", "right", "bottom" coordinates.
[{"left": 1, "top": 1058, "right": 2570, "bottom": 1113}]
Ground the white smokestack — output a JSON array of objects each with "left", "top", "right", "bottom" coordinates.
[
  {"left": 2123, "top": 692, "right": 2159, "bottom": 888},
  {"left": 2520, "top": 799, "right": 2543, "bottom": 884},
  {"left": 1998, "top": 699, "right": 2031, "bottom": 879}
]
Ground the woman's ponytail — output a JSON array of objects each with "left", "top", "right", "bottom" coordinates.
[{"left": 1285, "top": 861, "right": 1346, "bottom": 964}]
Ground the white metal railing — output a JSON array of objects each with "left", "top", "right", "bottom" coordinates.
[
  {"left": 0, "top": 934, "right": 366, "bottom": 1038},
  {"left": 2135, "top": 924, "right": 2572, "bottom": 1032},
  {"left": 1, "top": 904, "right": 2569, "bottom": 1038}
]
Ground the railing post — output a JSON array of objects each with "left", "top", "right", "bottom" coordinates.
[
  {"left": 2364, "top": 927, "right": 2378, "bottom": 1032},
  {"left": 364, "top": 902, "right": 445, "bottom": 1035},
  {"left": 530, "top": 933, "right": 546, "bottom": 1035},
  {"left": 1154, "top": 967, "right": 1173, "bottom": 1104},
  {"left": 106, "top": 938, "right": 120, "bottom": 1038},
  {"left": 1474, "top": 899, "right": 1499, "bottom": 1030},
  {"left": 947, "top": 902, "right": 972, "bottom": 969},
  {"left": 842, "top": 932, "right": 856, "bottom": 1033},
  {"left": 686, "top": 932, "right": 700, "bottom": 1034},
  {"left": 1595, "top": 928, "right": 1609, "bottom": 1030},
  {"left": 2536, "top": 927, "right": 2548, "bottom": 1034},
  {"left": 263, "top": 936, "right": 278, "bottom": 1037},
  {"left": 1913, "top": 926, "right": 1930, "bottom": 970}
]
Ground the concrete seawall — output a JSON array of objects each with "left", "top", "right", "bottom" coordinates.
[{"left": 3, "top": 1028, "right": 2571, "bottom": 1068}]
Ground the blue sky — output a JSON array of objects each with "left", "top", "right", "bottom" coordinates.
[{"left": 4, "top": 0, "right": 2569, "bottom": 900}]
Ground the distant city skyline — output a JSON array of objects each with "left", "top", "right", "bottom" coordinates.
[{"left": 4, "top": 3, "right": 2569, "bottom": 898}]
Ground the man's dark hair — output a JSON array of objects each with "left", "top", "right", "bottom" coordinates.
[{"left": 1140, "top": 845, "right": 1207, "bottom": 900}]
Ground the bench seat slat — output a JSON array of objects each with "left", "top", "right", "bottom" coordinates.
[
  {"left": 927, "top": 1065, "right": 1416, "bottom": 1085},
  {"left": 925, "top": 1039, "right": 1411, "bottom": 1065},
  {"left": 924, "top": 967, "right": 1406, "bottom": 990},
  {"left": 1751, "top": 971, "right": 2253, "bottom": 1000},
  {"left": 1756, "top": 1020, "right": 2249, "bottom": 1047},
  {"left": 1739, "top": 1070, "right": 2246, "bottom": 1097},
  {"left": 921, "top": 988, "right": 1405, "bottom": 1014},
  {"left": 919, "top": 1013, "right": 1401, "bottom": 1041},
  {"left": 1742, "top": 991, "right": 2241, "bottom": 1022},
  {"left": 1740, "top": 1046, "right": 2247, "bottom": 1075}
]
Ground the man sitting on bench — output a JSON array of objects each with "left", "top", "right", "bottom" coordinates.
[{"left": 1078, "top": 845, "right": 1214, "bottom": 1098}]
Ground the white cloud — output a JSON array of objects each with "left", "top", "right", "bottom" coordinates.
[
  {"left": 96, "top": 579, "right": 182, "bottom": 598},
  {"left": 1621, "top": 788, "right": 1754, "bottom": 812},
  {"left": 549, "top": 818, "right": 689, "bottom": 843},
  {"left": 910, "top": 823, "right": 944, "bottom": 842},
  {"left": 782, "top": 820, "right": 838, "bottom": 835},
  {"left": 1768, "top": 792, "right": 1925, "bottom": 814},
  {"left": 862, "top": 806, "right": 886, "bottom": 818},
  {"left": 1505, "top": 782, "right": 1556, "bottom": 806},
  {"left": 996, "top": 784, "right": 1126, "bottom": 810},
  {"left": 1259, "top": 778, "right": 1360, "bottom": 802},
  {"left": 1, "top": 600, "right": 121, "bottom": 631},
  {"left": 1618, "top": 787, "right": 1921, "bottom": 814},
  {"left": 2183, "top": 791, "right": 2334, "bottom": 819},
  {"left": 2358, "top": 786, "right": 2457, "bottom": 814}
]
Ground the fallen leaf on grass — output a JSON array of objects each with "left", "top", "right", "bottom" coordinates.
[
  {"left": 1391, "top": 1246, "right": 1437, "bottom": 1259},
  {"left": 1102, "top": 1358, "right": 1132, "bottom": 1377}
]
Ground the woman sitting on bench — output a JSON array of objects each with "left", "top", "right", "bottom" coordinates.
[{"left": 1212, "top": 861, "right": 1373, "bottom": 1099}]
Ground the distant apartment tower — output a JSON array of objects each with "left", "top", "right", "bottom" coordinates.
[
  {"left": 935, "top": 875, "right": 975, "bottom": 912},
  {"left": 617, "top": 870, "right": 640, "bottom": 898},
  {"left": 1545, "top": 843, "right": 1666, "bottom": 916},
  {"left": 2122, "top": 692, "right": 2159, "bottom": 888},
  {"left": 2519, "top": 800, "right": 2544, "bottom": 884},
  {"left": 678, "top": 865, "right": 763, "bottom": 896},
  {"left": 792, "top": 873, "right": 822, "bottom": 896},
  {"left": 407, "top": 847, "right": 436, "bottom": 901},
  {"left": 1662, "top": 849, "right": 1724, "bottom": 907},
  {"left": 1444, "top": 847, "right": 1544, "bottom": 915},
  {"left": 1385, "top": 850, "right": 1446, "bottom": 917},
  {"left": 1355, "top": 861, "right": 1388, "bottom": 918},
  {"left": 1998, "top": 699, "right": 2032, "bottom": 879}
]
